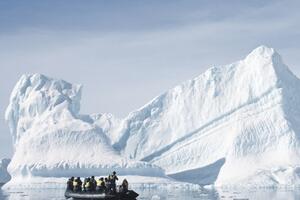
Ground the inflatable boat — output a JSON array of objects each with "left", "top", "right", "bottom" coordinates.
[{"left": 65, "top": 190, "right": 139, "bottom": 200}]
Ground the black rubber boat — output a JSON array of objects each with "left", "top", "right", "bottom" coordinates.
[{"left": 65, "top": 190, "right": 139, "bottom": 200}]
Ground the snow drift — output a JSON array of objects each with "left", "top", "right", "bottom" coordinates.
[
  {"left": 5, "top": 46, "right": 300, "bottom": 187},
  {"left": 0, "top": 159, "right": 11, "bottom": 183}
]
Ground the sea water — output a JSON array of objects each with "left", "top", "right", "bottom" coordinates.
[{"left": 1, "top": 186, "right": 300, "bottom": 200}]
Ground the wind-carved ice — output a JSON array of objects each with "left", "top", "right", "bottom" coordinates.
[{"left": 5, "top": 46, "right": 300, "bottom": 187}]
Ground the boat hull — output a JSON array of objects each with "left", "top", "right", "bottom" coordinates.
[{"left": 65, "top": 190, "right": 139, "bottom": 200}]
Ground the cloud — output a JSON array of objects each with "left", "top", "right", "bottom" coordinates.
[
  {"left": 1, "top": 0, "right": 300, "bottom": 115},
  {"left": 1, "top": 0, "right": 300, "bottom": 158}
]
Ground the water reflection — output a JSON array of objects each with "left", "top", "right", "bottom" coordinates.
[
  {"left": 1, "top": 185, "right": 300, "bottom": 200},
  {"left": 0, "top": 188, "right": 65, "bottom": 200},
  {"left": 137, "top": 187, "right": 220, "bottom": 200}
]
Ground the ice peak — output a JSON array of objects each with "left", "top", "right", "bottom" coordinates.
[
  {"left": 28, "top": 73, "right": 47, "bottom": 80},
  {"left": 5, "top": 73, "right": 82, "bottom": 146},
  {"left": 242, "top": 45, "right": 297, "bottom": 84},
  {"left": 249, "top": 45, "right": 275, "bottom": 57},
  {"left": 244, "top": 45, "right": 281, "bottom": 63}
]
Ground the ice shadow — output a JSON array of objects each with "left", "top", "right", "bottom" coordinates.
[{"left": 167, "top": 158, "right": 225, "bottom": 185}]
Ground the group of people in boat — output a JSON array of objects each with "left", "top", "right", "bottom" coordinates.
[{"left": 66, "top": 171, "right": 129, "bottom": 194}]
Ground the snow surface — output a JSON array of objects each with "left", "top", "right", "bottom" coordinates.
[
  {"left": 0, "top": 159, "right": 11, "bottom": 183},
  {"left": 5, "top": 46, "right": 300, "bottom": 187}
]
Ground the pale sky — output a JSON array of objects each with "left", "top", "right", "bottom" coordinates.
[{"left": 1, "top": 0, "right": 300, "bottom": 159}]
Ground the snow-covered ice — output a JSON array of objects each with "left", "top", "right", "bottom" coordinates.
[
  {"left": 4, "top": 73, "right": 164, "bottom": 180},
  {"left": 4, "top": 45, "right": 300, "bottom": 187}
]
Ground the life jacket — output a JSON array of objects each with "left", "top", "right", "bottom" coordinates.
[
  {"left": 110, "top": 175, "right": 117, "bottom": 184},
  {"left": 85, "top": 181, "right": 91, "bottom": 188},
  {"left": 67, "top": 180, "right": 73, "bottom": 190},
  {"left": 73, "top": 181, "right": 78, "bottom": 187},
  {"left": 96, "top": 180, "right": 103, "bottom": 187}
]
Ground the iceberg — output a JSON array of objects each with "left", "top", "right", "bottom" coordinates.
[
  {"left": 5, "top": 46, "right": 300, "bottom": 187},
  {"left": 4, "top": 74, "right": 164, "bottom": 181},
  {"left": 114, "top": 46, "right": 300, "bottom": 187}
]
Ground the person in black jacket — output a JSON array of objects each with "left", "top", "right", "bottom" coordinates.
[
  {"left": 105, "top": 177, "right": 111, "bottom": 193},
  {"left": 85, "top": 177, "right": 92, "bottom": 192},
  {"left": 66, "top": 177, "right": 74, "bottom": 191},
  {"left": 74, "top": 177, "right": 82, "bottom": 192},
  {"left": 90, "top": 176, "right": 97, "bottom": 191},
  {"left": 121, "top": 179, "right": 128, "bottom": 192},
  {"left": 110, "top": 171, "right": 118, "bottom": 193},
  {"left": 83, "top": 177, "right": 88, "bottom": 191}
]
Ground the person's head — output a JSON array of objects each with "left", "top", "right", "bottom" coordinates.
[
  {"left": 91, "top": 176, "right": 95, "bottom": 179},
  {"left": 113, "top": 171, "right": 116, "bottom": 175},
  {"left": 77, "top": 177, "right": 80, "bottom": 180},
  {"left": 100, "top": 177, "right": 104, "bottom": 180},
  {"left": 105, "top": 178, "right": 108, "bottom": 181}
]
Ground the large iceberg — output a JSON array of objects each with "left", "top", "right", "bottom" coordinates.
[
  {"left": 114, "top": 46, "right": 300, "bottom": 187},
  {"left": 5, "top": 74, "right": 164, "bottom": 180},
  {"left": 5, "top": 46, "right": 300, "bottom": 187}
]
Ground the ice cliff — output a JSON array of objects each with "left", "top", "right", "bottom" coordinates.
[
  {"left": 0, "top": 159, "right": 11, "bottom": 183},
  {"left": 5, "top": 46, "right": 300, "bottom": 187}
]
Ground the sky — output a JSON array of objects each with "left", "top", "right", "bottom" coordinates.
[{"left": 1, "top": 0, "right": 300, "bottom": 159}]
